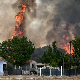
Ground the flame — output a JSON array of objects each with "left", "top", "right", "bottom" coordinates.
[
  {"left": 11, "top": 4, "right": 26, "bottom": 39},
  {"left": 61, "top": 31, "right": 74, "bottom": 54},
  {"left": 61, "top": 42, "right": 74, "bottom": 54}
]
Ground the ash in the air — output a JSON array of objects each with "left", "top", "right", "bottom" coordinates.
[{"left": 0, "top": 0, "right": 80, "bottom": 49}]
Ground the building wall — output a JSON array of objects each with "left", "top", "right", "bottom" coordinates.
[
  {"left": 0, "top": 61, "right": 7, "bottom": 75},
  {"left": 30, "top": 61, "right": 37, "bottom": 70},
  {"left": 22, "top": 61, "right": 37, "bottom": 71},
  {"left": 22, "top": 63, "right": 30, "bottom": 70}
]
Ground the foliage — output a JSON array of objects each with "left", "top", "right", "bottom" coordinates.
[
  {"left": 71, "top": 36, "right": 80, "bottom": 66},
  {"left": 0, "top": 36, "right": 35, "bottom": 66},
  {"left": 49, "top": 60, "right": 58, "bottom": 67},
  {"left": 39, "top": 41, "right": 64, "bottom": 67},
  {"left": 72, "top": 66, "right": 77, "bottom": 69},
  {"left": 64, "top": 53, "right": 73, "bottom": 69},
  {"left": 7, "top": 63, "right": 13, "bottom": 69}
]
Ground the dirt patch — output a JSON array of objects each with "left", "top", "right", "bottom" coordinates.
[{"left": 0, "top": 75, "right": 80, "bottom": 80}]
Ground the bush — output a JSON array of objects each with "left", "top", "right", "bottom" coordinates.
[
  {"left": 72, "top": 66, "right": 77, "bottom": 69},
  {"left": 7, "top": 63, "right": 13, "bottom": 69}
]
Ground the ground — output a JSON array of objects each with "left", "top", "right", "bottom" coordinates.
[{"left": 0, "top": 75, "right": 80, "bottom": 80}]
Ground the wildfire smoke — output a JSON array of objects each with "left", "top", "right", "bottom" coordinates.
[{"left": 0, "top": 0, "right": 80, "bottom": 53}]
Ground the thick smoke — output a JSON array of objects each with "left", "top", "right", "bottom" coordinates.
[
  {"left": 0, "top": 0, "right": 80, "bottom": 49},
  {"left": 0, "top": 0, "right": 17, "bottom": 42},
  {"left": 0, "top": 0, "right": 36, "bottom": 42},
  {"left": 28, "top": 0, "right": 78, "bottom": 48},
  {"left": 11, "top": 0, "right": 36, "bottom": 38}
]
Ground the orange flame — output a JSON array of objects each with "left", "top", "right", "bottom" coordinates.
[
  {"left": 61, "top": 31, "right": 74, "bottom": 54},
  {"left": 61, "top": 42, "right": 74, "bottom": 54},
  {"left": 11, "top": 4, "right": 26, "bottom": 39}
]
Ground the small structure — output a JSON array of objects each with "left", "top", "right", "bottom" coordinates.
[
  {"left": 22, "top": 60, "right": 37, "bottom": 73},
  {"left": 0, "top": 57, "right": 7, "bottom": 75}
]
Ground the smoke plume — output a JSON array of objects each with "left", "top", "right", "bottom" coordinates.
[{"left": 0, "top": 0, "right": 80, "bottom": 49}]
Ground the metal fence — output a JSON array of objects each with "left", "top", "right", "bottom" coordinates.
[
  {"left": 64, "top": 69, "right": 80, "bottom": 76},
  {"left": 7, "top": 69, "right": 22, "bottom": 75},
  {"left": 38, "top": 69, "right": 80, "bottom": 76},
  {"left": 38, "top": 69, "right": 61, "bottom": 76},
  {"left": 7, "top": 69, "right": 80, "bottom": 76}
]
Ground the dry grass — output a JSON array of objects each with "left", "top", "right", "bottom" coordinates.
[{"left": 0, "top": 75, "right": 80, "bottom": 80}]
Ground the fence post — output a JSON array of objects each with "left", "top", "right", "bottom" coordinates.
[
  {"left": 19, "top": 66, "right": 20, "bottom": 69},
  {"left": 50, "top": 69, "right": 51, "bottom": 76},
  {"left": 40, "top": 67, "right": 41, "bottom": 76},
  {"left": 61, "top": 66, "right": 62, "bottom": 76},
  {"left": 75, "top": 69, "right": 76, "bottom": 76},
  {"left": 15, "top": 65, "right": 16, "bottom": 69}
]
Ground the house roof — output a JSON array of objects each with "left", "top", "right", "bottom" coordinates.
[
  {"left": 0, "top": 57, "right": 7, "bottom": 63},
  {"left": 25, "top": 60, "right": 34, "bottom": 63}
]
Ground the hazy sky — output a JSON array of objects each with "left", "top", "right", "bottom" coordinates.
[{"left": 0, "top": 0, "right": 80, "bottom": 48}]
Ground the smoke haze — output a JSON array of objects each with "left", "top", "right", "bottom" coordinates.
[{"left": 0, "top": 0, "right": 80, "bottom": 48}]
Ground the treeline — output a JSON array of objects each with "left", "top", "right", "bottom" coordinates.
[{"left": 0, "top": 36, "right": 80, "bottom": 69}]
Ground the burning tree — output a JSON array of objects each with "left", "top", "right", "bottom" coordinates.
[
  {"left": 0, "top": 36, "right": 35, "bottom": 66},
  {"left": 11, "top": 4, "right": 26, "bottom": 39},
  {"left": 61, "top": 30, "right": 74, "bottom": 54}
]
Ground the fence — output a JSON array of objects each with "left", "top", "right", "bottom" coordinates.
[
  {"left": 38, "top": 69, "right": 61, "bottom": 76},
  {"left": 64, "top": 69, "right": 80, "bottom": 76},
  {"left": 38, "top": 66, "right": 62, "bottom": 76},
  {"left": 7, "top": 69, "right": 21, "bottom": 75},
  {"left": 38, "top": 67, "right": 80, "bottom": 76},
  {"left": 7, "top": 68, "right": 80, "bottom": 76}
]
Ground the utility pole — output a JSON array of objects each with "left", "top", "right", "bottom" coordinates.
[
  {"left": 63, "top": 58, "right": 64, "bottom": 75},
  {"left": 69, "top": 41, "right": 71, "bottom": 76}
]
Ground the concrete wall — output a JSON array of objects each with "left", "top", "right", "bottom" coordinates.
[
  {"left": 0, "top": 61, "right": 7, "bottom": 75},
  {"left": 22, "top": 61, "right": 37, "bottom": 71},
  {"left": 30, "top": 61, "right": 37, "bottom": 70},
  {"left": 22, "top": 63, "right": 30, "bottom": 70}
]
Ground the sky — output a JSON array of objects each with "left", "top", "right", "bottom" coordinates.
[{"left": 0, "top": 0, "right": 80, "bottom": 49}]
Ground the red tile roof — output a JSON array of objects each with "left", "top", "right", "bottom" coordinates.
[{"left": 25, "top": 60, "right": 34, "bottom": 63}]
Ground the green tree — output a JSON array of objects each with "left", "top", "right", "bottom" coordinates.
[
  {"left": 71, "top": 36, "right": 80, "bottom": 66},
  {"left": 39, "top": 41, "right": 64, "bottom": 67},
  {"left": 0, "top": 36, "right": 35, "bottom": 66},
  {"left": 64, "top": 53, "right": 72, "bottom": 69}
]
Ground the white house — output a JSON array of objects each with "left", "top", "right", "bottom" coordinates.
[
  {"left": 0, "top": 57, "right": 7, "bottom": 75},
  {"left": 22, "top": 60, "right": 37, "bottom": 71},
  {"left": 21, "top": 60, "right": 37, "bottom": 74}
]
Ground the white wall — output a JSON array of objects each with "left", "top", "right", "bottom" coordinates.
[
  {"left": 0, "top": 61, "right": 7, "bottom": 75},
  {"left": 30, "top": 61, "right": 37, "bottom": 69}
]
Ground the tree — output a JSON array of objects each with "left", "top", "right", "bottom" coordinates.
[
  {"left": 71, "top": 36, "right": 80, "bottom": 66},
  {"left": 64, "top": 53, "right": 72, "bottom": 69},
  {"left": 39, "top": 41, "right": 64, "bottom": 67},
  {"left": 0, "top": 36, "right": 35, "bottom": 66}
]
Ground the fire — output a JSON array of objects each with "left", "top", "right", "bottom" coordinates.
[
  {"left": 61, "top": 42, "right": 74, "bottom": 54},
  {"left": 11, "top": 4, "right": 26, "bottom": 39},
  {"left": 61, "top": 31, "right": 74, "bottom": 54}
]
